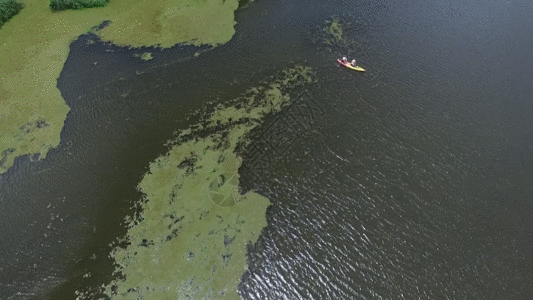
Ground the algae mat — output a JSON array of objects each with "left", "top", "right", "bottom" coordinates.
[
  {"left": 74, "top": 66, "right": 313, "bottom": 299},
  {"left": 0, "top": 0, "right": 243, "bottom": 174}
]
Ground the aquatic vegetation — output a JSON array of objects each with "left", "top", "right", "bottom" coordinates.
[
  {"left": 140, "top": 52, "right": 152, "bottom": 60},
  {"left": 309, "top": 16, "right": 348, "bottom": 46},
  {"left": 49, "top": 0, "right": 109, "bottom": 12},
  {"left": 325, "top": 17, "right": 343, "bottom": 44},
  {"left": 74, "top": 66, "right": 313, "bottom": 300},
  {"left": 0, "top": 0, "right": 23, "bottom": 28},
  {"left": 310, "top": 15, "right": 370, "bottom": 58},
  {"left": 134, "top": 52, "right": 153, "bottom": 61},
  {"left": 0, "top": 0, "right": 249, "bottom": 174}
]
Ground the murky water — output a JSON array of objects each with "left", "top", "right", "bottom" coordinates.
[{"left": 1, "top": 0, "right": 532, "bottom": 298}]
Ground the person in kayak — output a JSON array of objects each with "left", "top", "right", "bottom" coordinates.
[
  {"left": 351, "top": 59, "right": 357, "bottom": 67},
  {"left": 342, "top": 56, "right": 348, "bottom": 63}
]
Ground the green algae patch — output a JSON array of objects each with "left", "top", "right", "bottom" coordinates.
[
  {"left": 105, "top": 134, "right": 269, "bottom": 300},
  {"left": 141, "top": 52, "right": 152, "bottom": 61},
  {"left": 318, "top": 16, "right": 369, "bottom": 50},
  {"left": 318, "top": 17, "right": 353, "bottom": 47},
  {"left": 0, "top": 0, "right": 250, "bottom": 174},
  {"left": 325, "top": 17, "right": 343, "bottom": 44},
  {"left": 134, "top": 52, "right": 153, "bottom": 61},
  {"left": 78, "top": 66, "right": 314, "bottom": 300}
]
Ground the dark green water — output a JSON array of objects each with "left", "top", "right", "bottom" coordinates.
[{"left": 1, "top": 0, "right": 532, "bottom": 298}]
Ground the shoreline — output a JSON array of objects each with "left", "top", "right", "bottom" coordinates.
[{"left": 0, "top": 0, "right": 246, "bottom": 174}]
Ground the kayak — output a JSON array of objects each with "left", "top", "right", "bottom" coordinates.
[{"left": 337, "top": 59, "right": 366, "bottom": 72}]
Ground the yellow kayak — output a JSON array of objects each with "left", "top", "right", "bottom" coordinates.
[{"left": 337, "top": 59, "right": 366, "bottom": 72}]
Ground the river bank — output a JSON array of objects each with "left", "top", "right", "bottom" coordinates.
[{"left": 0, "top": 0, "right": 246, "bottom": 174}]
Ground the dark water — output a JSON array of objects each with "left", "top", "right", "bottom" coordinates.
[{"left": 1, "top": 0, "right": 532, "bottom": 298}]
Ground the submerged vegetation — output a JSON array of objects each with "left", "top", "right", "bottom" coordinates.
[
  {"left": 49, "top": 0, "right": 109, "bottom": 12},
  {"left": 310, "top": 15, "right": 369, "bottom": 55},
  {"left": 0, "top": 0, "right": 23, "bottom": 28},
  {"left": 325, "top": 17, "right": 343, "bottom": 44},
  {"left": 309, "top": 16, "right": 347, "bottom": 46}
]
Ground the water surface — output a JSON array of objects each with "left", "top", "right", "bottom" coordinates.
[{"left": 1, "top": 0, "right": 532, "bottom": 298}]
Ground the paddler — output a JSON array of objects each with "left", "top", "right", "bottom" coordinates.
[
  {"left": 342, "top": 56, "right": 348, "bottom": 63},
  {"left": 351, "top": 59, "right": 357, "bottom": 67}
]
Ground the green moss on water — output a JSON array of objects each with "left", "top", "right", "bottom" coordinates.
[
  {"left": 320, "top": 16, "right": 365, "bottom": 50},
  {"left": 141, "top": 52, "right": 152, "bottom": 60},
  {"left": 326, "top": 17, "right": 343, "bottom": 43},
  {"left": 135, "top": 52, "right": 153, "bottom": 61},
  {"left": 0, "top": 0, "right": 247, "bottom": 174},
  {"left": 85, "top": 66, "right": 314, "bottom": 300}
]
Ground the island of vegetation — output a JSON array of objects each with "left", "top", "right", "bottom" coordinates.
[
  {"left": 75, "top": 65, "right": 313, "bottom": 300},
  {"left": 0, "top": 0, "right": 244, "bottom": 174}
]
